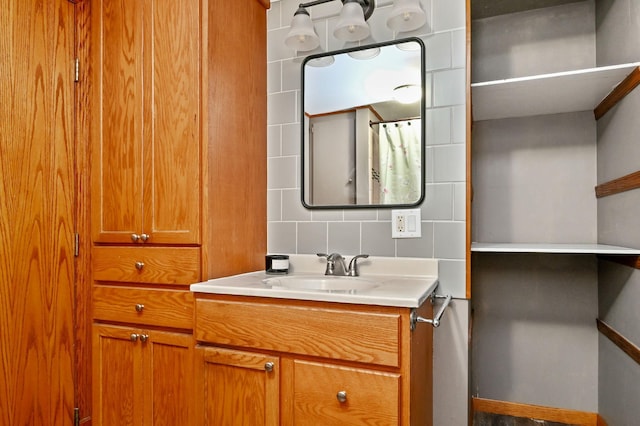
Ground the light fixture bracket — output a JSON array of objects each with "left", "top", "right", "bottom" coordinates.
[{"left": 298, "top": 0, "right": 376, "bottom": 21}]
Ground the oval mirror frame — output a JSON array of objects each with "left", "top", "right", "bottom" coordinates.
[{"left": 301, "top": 37, "right": 426, "bottom": 209}]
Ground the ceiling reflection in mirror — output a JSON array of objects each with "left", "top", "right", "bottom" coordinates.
[{"left": 302, "top": 38, "right": 425, "bottom": 209}]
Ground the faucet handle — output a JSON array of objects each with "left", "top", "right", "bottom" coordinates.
[{"left": 347, "top": 254, "right": 369, "bottom": 277}]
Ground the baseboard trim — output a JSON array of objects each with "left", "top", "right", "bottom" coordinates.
[{"left": 472, "top": 397, "right": 606, "bottom": 426}]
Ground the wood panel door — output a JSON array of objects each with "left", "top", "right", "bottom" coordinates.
[
  {"left": 92, "top": 324, "right": 145, "bottom": 426},
  {"left": 196, "top": 346, "right": 280, "bottom": 426},
  {"left": 144, "top": 331, "right": 195, "bottom": 426},
  {"left": 0, "top": 0, "right": 78, "bottom": 424},
  {"left": 90, "top": 0, "right": 201, "bottom": 245}
]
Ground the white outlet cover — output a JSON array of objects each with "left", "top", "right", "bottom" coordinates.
[{"left": 392, "top": 209, "right": 422, "bottom": 238}]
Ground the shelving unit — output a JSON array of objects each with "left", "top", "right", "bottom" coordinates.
[
  {"left": 471, "top": 242, "right": 640, "bottom": 255},
  {"left": 472, "top": 63, "right": 640, "bottom": 121}
]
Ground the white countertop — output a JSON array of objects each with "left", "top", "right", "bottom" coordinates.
[{"left": 190, "top": 255, "right": 439, "bottom": 308}]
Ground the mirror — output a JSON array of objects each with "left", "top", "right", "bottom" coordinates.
[{"left": 301, "top": 37, "right": 425, "bottom": 209}]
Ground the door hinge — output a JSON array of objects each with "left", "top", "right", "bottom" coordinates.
[
  {"left": 74, "top": 233, "right": 80, "bottom": 257},
  {"left": 73, "top": 408, "right": 80, "bottom": 426},
  {"left": 74, "top": 58, "right": 79, "bottom": 82}
]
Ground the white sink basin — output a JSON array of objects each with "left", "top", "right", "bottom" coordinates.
[{"left": 263, "top": 275, "right": 379, "bottom": 293}]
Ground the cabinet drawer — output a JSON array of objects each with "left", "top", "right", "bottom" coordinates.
[
  {"left": 92, "top": 246, "right": 200, "bottom": 286},
  {"left": 292, "top": 360, "right": 400, "bottom": 425},
  {"left": 195, "top": 297, "right": 401, "bottom": 367},
  {"left": 93, "top": 286, "right": 194, "bottom": 329}
]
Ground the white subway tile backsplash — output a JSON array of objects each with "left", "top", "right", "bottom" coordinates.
[
  {"left": 425, "top": 32, "right": 452, "bottom": 71},
  {"left": 452, "top": 105, "right": 466, "bottom": 144},
  {"left": 434, "top": 68, "right": 466, "bottom": 107},
  {"left": 451, "top": 29, "right": 466, "bottom": 69},
  {"left": 453, "top": 182, "right": 466, "bottom": 222},
  {"left": 426, "top": 107, "right": 452, "bottom": 146},
  {"left": 434, "top": 144, "right": 466, "bottom": 182},
  {"left": 344, "top": 209, "right": 378, "bottom": 221},
  {"left": 433, "top": 0, "right": 466, "bottom": 32},
  {"left": 267, "top": 61, "right": 282, "bottom": 94}
]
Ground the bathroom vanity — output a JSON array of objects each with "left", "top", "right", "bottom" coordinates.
[{"left": 191, "top": 255, "right": 440, "bottom": 425}]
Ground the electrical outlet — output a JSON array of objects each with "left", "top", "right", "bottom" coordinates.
[
  {"left": 396, "top": 215, "right": 405, "bottom": 233},
  {"left": 392, "top": 209, "right": 421, "bottom": 238}
]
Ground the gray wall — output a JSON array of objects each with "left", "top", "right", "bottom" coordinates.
[
  {"left": 266, "top": 0, "right": 467, "bottom": 298},
  {"left": 471, "top": 1, "right": 601, "bottom": 412},
  {"left": 266, "top": 1, "right": 469, "bottom": 424},
  {"left": 595, "top": 0, "right": 640, "bottom": 424}
]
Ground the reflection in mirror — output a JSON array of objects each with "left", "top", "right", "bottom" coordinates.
[{"left": 302, "top": 38, "right": 425, "bottom": 209}]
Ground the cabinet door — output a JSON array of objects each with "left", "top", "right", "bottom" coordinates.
[
  {"left": 90, "top": 0, "right": 200, "bottom": 244},
  {"left": 144, "top": 330, "right": 195, "bottom": 426},
  {"left": 197, "top": 346, "right": 279, "bottom": 426},
  {"left": 292, "top": 360, "right": 401, "bottom": 425},
  {"left": 93, "top": 324, "right": 145, "bottom": 426}
]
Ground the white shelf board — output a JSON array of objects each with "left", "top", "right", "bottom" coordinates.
[
  {"left": 471, "top": 242, "right": 640, "bottom": 255},
  {"left": 471, "top": 63, "right": 640, "bottom": 121}
]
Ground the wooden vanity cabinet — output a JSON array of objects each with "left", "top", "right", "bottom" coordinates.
[{"left": 194, "top": 295, "right": 434, "bottom": 425}]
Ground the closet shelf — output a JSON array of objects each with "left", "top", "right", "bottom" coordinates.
[
  {"left": 471, "top": 242, "right": 640, "bottom": 255},
  {"left": 471, "top": 63, "right": 640, "bottom": 121}
]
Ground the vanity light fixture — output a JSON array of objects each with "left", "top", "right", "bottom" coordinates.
[
  {"left": 284, "top": 0, "right": 427, "bottom": 52},
  {"left": 386, "top": 0, "right": 427, "bottom": 32}
]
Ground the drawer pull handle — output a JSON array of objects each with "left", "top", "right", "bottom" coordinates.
[
  {"left": 135, "top": 261, "right": 144, "bottom": 270},
  {"left": 131, "top": 233, "right": 140, "bottom": 242},
  {"left": 140, "top": 233, "right": 149, "bottom": 242},
  {"left": 264, "top": 362, "right": 274, "bottom": 372},
  {"left": 130, "top": 333, "right": 138, "bottom": 342},
  {"left": 135, "top": 304, "right": 144, "bottom": 312},
  {"left": 139, "top": 334, "right": 149, "bottom": 343},
  {"left": 336, "top": 391, "right": 347, "bottom": 403}
]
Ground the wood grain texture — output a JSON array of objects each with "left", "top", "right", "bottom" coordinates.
[
  {"left": 90, "top": 0, "right": 201, "bottom": 245},
  {"left": 195, "top": 297, "right": 402, "bottom": 367},
  {"left": 92, "top": 324, "right": 194, "bottom": 426},
  {"left": 594, "top": 66, "right": 640, "bottom": 120},
  {"left": 197, "top": 346, "right": 279, "bottom": 426},
  {"left": 92, "top": 245, "right": 200, "bottom": 285},
  {"left": 203, "top": 0, "right": 267, "bottom": 278},
  {"left": 595, "top": 170, "right": 640, "bottom": 198},
  {"left": 75, "top": 1, "right": 94, "bottom": 421},
  {"left": 292, "top": 360, "right": 401, "bottom": 425},
  {"left": 597, "top": 319, "right": 640, "bottom": 366},
  {"left": 0, "top": 0, "right": 77, "bottom": 423},
  {"left": 93, "top": 285, "right": 194, "bottom": 329},
  {"left": 472, "top": 397, "right": 599, "bottom": 425}
]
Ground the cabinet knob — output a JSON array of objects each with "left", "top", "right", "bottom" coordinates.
[
  {"left": 130, "top": 333, "right": 139, "bottom": 342},
  {"left": 131, "top": 233, "right": 140, "bottom": 242},
  {"left": 264, "top": 362, "right": 275, "bottom": 372},
  {"left": 140, "top": 233, "right": 149, "bottom": 242},
  {"left": 336, "top": 391, "right": 348, "bottom": 403},
  {"left": 135, "top": 304, "right": 144, "bottom": 312},
  {"left": 139, "top": 334, "right": 149, "bottom": 343},
  {"left": 135, "top": 261, "right": 144, "bottom": 270}
]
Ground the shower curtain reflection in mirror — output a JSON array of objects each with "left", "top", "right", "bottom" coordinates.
[{"left": 372, "top": 119, "right": 422, "bottom": 205}]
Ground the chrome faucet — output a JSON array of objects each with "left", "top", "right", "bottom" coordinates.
[{"left": 317, "top": 253, "right": 369, "bottom": 277}]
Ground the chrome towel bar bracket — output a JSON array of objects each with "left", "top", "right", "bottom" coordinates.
[{"left": 410, "top": 293, "right": 452, "bottom": 330}]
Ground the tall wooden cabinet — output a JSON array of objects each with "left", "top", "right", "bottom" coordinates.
[{"left": 87, "top": 0, "right": 268, "bottom": 423}]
